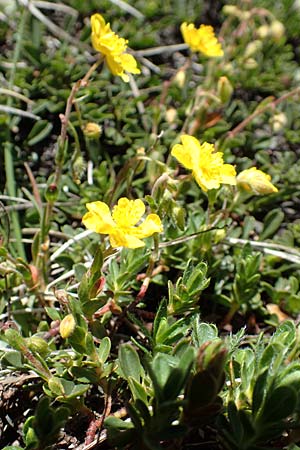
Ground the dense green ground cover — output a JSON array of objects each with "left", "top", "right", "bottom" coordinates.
[{"left": 1, "top": 0, "right": 300, "bottom": 448}]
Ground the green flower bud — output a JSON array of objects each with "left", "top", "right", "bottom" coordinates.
[
  {"left": 244, "top": 58, "right": 258, "bottom": 70},
  {"left": 48, "top": 376, "right": 65, "bottom": 396},
  {"left": 172, "top": 206, "right": 186, "bottom": 231},
  {"left": 213, "top": 228, "right": 226, "bottom": 244},
  {"left": 244, "top": 40, "right": 262, "bottom": 59},
  {"left": 26, "top": 336, "right": 49, "bottom": 357},
  {"left": 44, "top": 183, "right": 59, "bottom": 203},
  {"left": 217, "top": 76, "right": 233, "bottom": 103}
]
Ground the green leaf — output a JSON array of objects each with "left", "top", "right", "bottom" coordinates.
[
  {"left": 151, "top": 353, "right": 177, "bottom": 388},
  {"left": 252, "top": 369, "right": 268, "bottom": 418},
  {"left": 97, "top": 336, "right": 111, "bottom": 364},
  {"left": 192, "top": 320, "right": 218, "bottom": 347},
  {"left": 260, "top": 208, "right": 284, "bottom": 240},
  {"left": 45, "top": 306, "right": 61, "bottom": 321},
  {"left": 227, "top": 401, "right": 244, "bottom": 444},
  {"left": 153, "top": 298, "right": 167, "bottom": 342},
  {"left": 2, "top": 447, "right": 24, "bottom": 450},
  {"left": 0, "top": 350, "right": 23, "bottom": 368},
  {"left": 27, "top": 120, "right": 53, "bottom": 146},
  {"left": 118, "top": 343, "right": 143, "bottom": 382},
  {"left": 68, "top": 326, "right": 87, "bottom": 353},
  {"left": 259, "top": 385, "right": 297, "bottom": 423},
  {"left": 128, "top": 377, "right": 148, "bottom": 403},
  {"left": 163, "top": 366, "right": 191, "bottom": 401}
]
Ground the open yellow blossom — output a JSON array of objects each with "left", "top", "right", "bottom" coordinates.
[
  {"left": 171, "top": 135, "right": 236, "bottom": 192},
  {"left": 236, "top": 167, "right": 278, "bottom": 195},
  {"left": 180, "top": 22, "right": 223, "bottom": 57},
  {"left": 91, "top": 13, "right": 140, "bottom": 82},
  {"left": 82, "top": 198, "right": 163, "bottom": 248}
]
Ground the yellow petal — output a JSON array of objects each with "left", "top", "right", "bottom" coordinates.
[
  {"left": 171, "top": 134, "right": 200, "bottom": 169},
  {"left": 180, "top": 22, "right": 223, "bottom": 57},
  {"left": 112, "top": 198, "right": 145, "bottom": 227},
  {"left": 180, "top": 22, "right": 199, "bottom": 52},
  {"left": 82, "top": 201, "right": 116, "bottom": 234},
  {"left": 193, "top": 170, "right": 220, "bottom": 192},
  {"left": 91, "top": 13, "right": 107, "bottom": 36},
  {"left": 106, "top": 53, "right": 139, "bottom": 81},
  {"left": 132, "top": 214, "right": 163, "bottom": 239},
  {"left": 91, "top": 14, "right": 115, "bottom": 54},
  {"left": 220, "top": 164, "right": 237, "bottom": 185},
  {"left": 197, "top": 25, "right": 224, "bottom": 57},
  {"left": 119, "top": 53, "right": 140, "bottom": 74},
  {"left": 109, "top": 231, "right": 145, "bottom": 249}
]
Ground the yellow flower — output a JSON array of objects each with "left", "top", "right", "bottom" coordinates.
[
  {"left": 171, "top": 135, "right": 236, "bottom": 192},
  {"left": 236, "top": 167, "right": 278, "bottom": 195},
  {"left": 90, "top": 13, "right": 140, "bottom": 82},
  {"left": 180, "top": 22, "right": 223, "bottom": 57},
  {"left": 82, "top": 198, "right": 163, "bottom": 248}
]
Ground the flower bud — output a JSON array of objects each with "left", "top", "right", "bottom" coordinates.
[
  {"left": 172, "top": 206, "right": 185, "bottom": 231},
  {"left": 59, "top": 314, "right": 76, "bottom": 339},
  {"left": 270, "top": 20, "right": 285, "bottom": 41},
  {"left": 83, "top": 122, "right": 102, "bottom": 139},
  {"left": 173, "top": 69, "right": 186, "bottom": 88},
  {"left": 222, "top": 5, "right": 239, "bottom": 16},
  {"left": 270, "top": 112, "right": 287, "bottom": 132},
  {"left": 72, "top": 155, "right": 85, "bottom": 184},
  {"left": 136, "top": 147, "right": 145, "bottom": 156},
  {"left": 256, "top": 25, "right": 270, "bottom": 39},
  {"left": 44, "top": 183, "right": 59, "bottom": 203},
  {"left": 26, "top": 336, "right": 49, "bottom": 357},
  {"left": 165, "top": 108, "right": 177, "bottom": 124},
  {"left": 213, "top": 228, "right": 226, "bottom": 244},
  {"left": 237, "top": 167, "right": 278, "bottom": 195},
  {"left": 244, "top": 58, "right": 258, "bottom": 70},
  {"left": 217, "top": 76, "right": 233, "bottom": 103},
  {"left": 48, "top": 376, "right": 65, "bottom": 396},
  {"left": 244, "top": 40, "right": 262, "bottom": 59}
]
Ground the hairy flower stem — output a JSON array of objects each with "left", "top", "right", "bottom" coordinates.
[
  {"left": 37, "top": 57, "right": 104, "bottom": 282},
  {"left": 129, "top": 234, "right": 160, "bottom": 309},
  {"left": 110, "top": 235, "right": 160, "bottom": 336},
  {"left": 226, "top": 86, "right": 300, "bottom": 139}
]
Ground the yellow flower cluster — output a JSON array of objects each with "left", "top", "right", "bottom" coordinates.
[
  {"left": 181, "top": 23, "right": 223, "bottom": 57},
  {"left": 171, "top": 135, "right": 236, "bottom": 192},
  {"left": 83, "top": 198, "right": 163, "bottom": 248},
  {"left": 90, "top": 13, "right": 140, "bottom": 82}
]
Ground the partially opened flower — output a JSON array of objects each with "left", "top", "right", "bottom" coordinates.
[
  {"left": 180, "top": 22, "right": 223, "bottom": 57},
  {"left": 236, "top": 167, "right": 278, "bottom": 195},
  {"left": 90, "top": 13, "right": 140, "bottom": 82},
  {"left": 171, "top": 135, "right": 236, "bottom": 192},
  {"left": 82, "top": 198, "right": 163, "bottom": 248}
]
